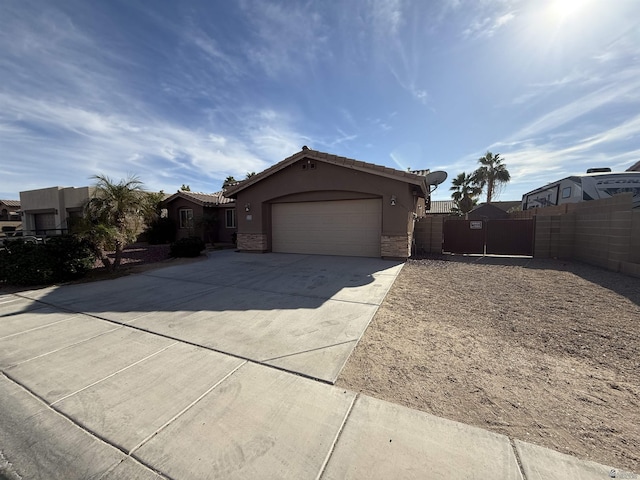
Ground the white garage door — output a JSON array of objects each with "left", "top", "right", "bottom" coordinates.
[{"left": 272, "top": 199, "right": 382, "bottom": 257}]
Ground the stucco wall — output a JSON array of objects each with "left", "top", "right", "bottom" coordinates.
[
  {"left": 165, "top": 200, "right": 236, "bottom": 243},
  {"left": 234, "top": 158, "right": 423, "bottom": 256},
  {"left": 19, "top": 186, "right": 92, "bottom": 233}
]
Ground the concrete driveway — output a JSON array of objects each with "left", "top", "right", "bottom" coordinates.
[
  {"left": 0, "top": 251, "right": 617, "bottom": 479},
  {"left": 10, "top": 251, "right": 403, "bottom": 383}
]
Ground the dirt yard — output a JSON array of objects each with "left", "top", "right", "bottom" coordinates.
[{"left": 337, "top": 256, "right": 640, "bottom": 473}]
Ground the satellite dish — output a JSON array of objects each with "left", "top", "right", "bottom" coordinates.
[{"left": 425, "top": 170, "right": 447, "bottom": 186}]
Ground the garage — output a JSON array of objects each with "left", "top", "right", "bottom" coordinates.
[
  {"left": 225, "top": 148, "right": 429, "bottom": 259},
  {"left": 34, "top": 213, "right": 56, "bottom": 234},
  {"left": 272, "top": 199, "right": 382, "bottom": 257}
]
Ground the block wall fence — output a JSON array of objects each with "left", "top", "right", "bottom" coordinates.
[{"left": 412, "top": 193, "right": 640, "bottom": 278}]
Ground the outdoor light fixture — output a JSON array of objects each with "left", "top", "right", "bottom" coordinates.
[
  {"left": 390, "top": 195, "right": 396, "bottom": 206},
  {"left": 245, "top": 203, "right": 251, "bottom": 212}
]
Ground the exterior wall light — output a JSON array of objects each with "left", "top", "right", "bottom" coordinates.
[
  {"left": 390, "top": 195, "right": 396, "bottom": 206},
  {"left": 245, "top": 203, "right": 251, "bottom": 212}
]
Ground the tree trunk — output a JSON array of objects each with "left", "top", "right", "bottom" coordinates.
[
  {"left": 113, "top": 241, "right": 124, "bottom": 270},
  {"left": 486, "top": 181, "right": 494, "bottom": 203}
]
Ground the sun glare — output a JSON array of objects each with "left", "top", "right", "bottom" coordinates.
[{"left": 548, "top": 0, "right": 591, "bottom": 21}]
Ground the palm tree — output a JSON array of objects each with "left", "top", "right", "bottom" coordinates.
[
  {"left": 81, "top": 174, "right": 147, "bottom": 270},
  {"left": 222, "top": 176, "right": 237, "bottom": 188},
  {"left": 450, "top": 172, "right": 482, "bottom": 214},
  {"left": 474, "top": 152, "right": 511, "bottom": 203}
]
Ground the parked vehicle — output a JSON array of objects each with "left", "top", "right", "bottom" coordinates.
[
  {"left": 0, "top": 235, "right": 43, "bottom": 247},
  {"left": 522, "top": 169, "right": 640, "bottom": 210}
]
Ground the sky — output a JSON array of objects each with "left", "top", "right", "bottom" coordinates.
[{"left": 1, "top": 0, "right": 639, "bottom": 202}]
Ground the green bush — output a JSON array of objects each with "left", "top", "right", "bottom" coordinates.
[
  {"left": 144, "top": 217, "right": 177, "bottom": 245},
  {"left": 0, "top": 236, "right": 95, "bottom": 286},
  {"left": 169, "top": 236, "right": 205, "bottom": 258}
]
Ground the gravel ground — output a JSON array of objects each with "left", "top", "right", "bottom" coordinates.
[
  {"left": 93, "top": 243, "right": 171, "bottom": 268},
  {"left": 337, "top": 256, "right": 640, "bottom": 473}
]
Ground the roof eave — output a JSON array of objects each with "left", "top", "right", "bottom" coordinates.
[{"left": 226, "top": 149, "right": 430, "bottom": 197}]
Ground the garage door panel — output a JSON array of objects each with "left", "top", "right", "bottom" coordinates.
[{"left": 272, "top": 200, "right": 381, "bottom": 257}]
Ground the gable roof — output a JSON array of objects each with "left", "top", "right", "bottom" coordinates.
[
  {"left": 162, "top": 191, "right": 234, "bottom": 207},
  {"left": 224, "top": 148, "right": 430, "bottom": 197},
  {"left": 627, "top": 160, "right": 640, "bottom": 172},
  {"left": 0, "top": 200, "right": 20, "bottom": 208}
]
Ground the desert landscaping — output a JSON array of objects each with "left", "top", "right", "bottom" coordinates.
[{"left": 338, "top": 255, "right": 640, "bottom": 474}]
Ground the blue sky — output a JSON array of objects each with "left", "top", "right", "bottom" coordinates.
[{"left": 1, "top": 0, "right": 639, "bottom": 202}]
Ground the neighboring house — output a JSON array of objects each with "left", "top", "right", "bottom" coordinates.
[
  {"left": 425, "top": 200, "right": 456, "bottom": 215},
  {"left": 0, "top": 200, "right": 21, "bottom": 221},
  {"left": 19, "top": 186, "right": 93, "bottom": 236},
  {"left": 627, "top": 161, "right": 640, "bottom": 172},
  {"left": 468, "top": 201, "right": 521, "bottom": 220},
  {"left": 162, "top": 191, "right": 236, "bottom": 244},
  {"left": 224, "top": 147, "right": 433, "bottom": 259},
  {"left": 0, "top": 199, "right": 22, "bottom": 235}
]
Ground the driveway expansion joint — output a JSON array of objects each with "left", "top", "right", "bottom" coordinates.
[
  {"left": 128, "top": 360, "right": 247, "bottom": 455},
  {"left": 509, "top": 437, "right": 528, "bottom": 480},
  {"left": 50, "top": 342, "right": 180, "bottom": 406},
  {"left": 316, "top": 392, "right": 358, "bottom": 480}
]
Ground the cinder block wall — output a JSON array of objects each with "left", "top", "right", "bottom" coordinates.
[
  {"left": 413, "top": 216, "right": 444, "bottom": 255},
  {"left": 532, "top": 194, "right": 639, "bottom": 277},
  {"left": 631, "top": 210, "right": 640, "bottom": 264}
]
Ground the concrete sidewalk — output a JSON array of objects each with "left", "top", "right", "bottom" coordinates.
[{"left": 0, "top": 253, "right": 628, "bottom": 479}]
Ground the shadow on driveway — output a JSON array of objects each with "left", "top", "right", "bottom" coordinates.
[{"left": 3, "top": 251, "right": 404, "bottom": 383}]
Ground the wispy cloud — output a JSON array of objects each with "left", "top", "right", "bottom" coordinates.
[
  {"left": 462, "top": 11, "right": 516, "bottom": 39},
  {"left": 238, "top": 0, "right": 329, "bottom": 78}
]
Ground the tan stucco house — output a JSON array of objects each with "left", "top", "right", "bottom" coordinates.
[
  {"left": 19, "top": 186, "right": 93, "bottom": 235},
  {"left": 224, "top": 148, "right": 430, "bottom": 259}
]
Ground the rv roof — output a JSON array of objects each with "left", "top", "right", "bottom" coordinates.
[{"left": 522, "top": 171, "right": 640, "bottom": 196}]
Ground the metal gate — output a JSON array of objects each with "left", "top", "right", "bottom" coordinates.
[
  {"left": 486, "top": 219, "right": 535, "bottom": 256},
  {"left": 443, "top": 218, "right": 534, "bottom": 256},
  {"left": 443, "top": 219, "right": 485, "bottom": 254}
]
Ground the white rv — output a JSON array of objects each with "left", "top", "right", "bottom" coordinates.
[{"left": 522, "top": 169, "right": 640, "bottom": 210}]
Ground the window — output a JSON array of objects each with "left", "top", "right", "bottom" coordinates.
[
  {"left": 561, "top": 187, "right": 571, "bottom": 199},
  {"left": 225, "top": 208, "right": 236, "bottom": 228},
  {"left": 179, "top": 209, "right": 193, "bottom": 229}
]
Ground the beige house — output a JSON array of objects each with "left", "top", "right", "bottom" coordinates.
[
  {"left": 19, "top": 186, "right": 93, "bottom": 235},
  {"left": 225, "top": 148, "right": 430, "bottom": 259}
]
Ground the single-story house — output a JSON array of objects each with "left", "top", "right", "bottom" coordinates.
[
  {"left": 468, "top": 201, "right": 521, "bottom": 220},
  {"left": 224, "top": 147, "right": 432, "bottom": 259},
  {"left": 162, "top": 191, "right": 236, "bottom": 244}
]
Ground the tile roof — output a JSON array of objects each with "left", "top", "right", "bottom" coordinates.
[
  {"left": 426, "top": 200, "right": 456, "bottom": 214},
  {"left": 225, "top": 148, "right": 431, "bottom": 197},
  {"left": 162, "top": 191, "right": 234, "bottom": 207},
  {"left": 627, "top": 160, "right": 640, "bottom": 172},
  {"left": 0, "top": 200, "right": 20, "bottom": 208}
]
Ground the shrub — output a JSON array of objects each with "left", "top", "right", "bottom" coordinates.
[
  {"left": 44, "top": 236, "right": 95, "bottom": 281},
  {"left": 169, "top": 236, "right": 206, "bottom": 258},
  {"left": 0, "top": 236, "right": 96, "bottom": 286},
  {"left": 144, "top": 217, "right": 177, "bottom": 245}
]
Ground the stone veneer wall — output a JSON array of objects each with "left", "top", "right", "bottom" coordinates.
[
  {"left": 237, "top": 233, "right": 268, "bottom": 252},
  {"left": 381, "top": 234, "right": 410, "bottom": 259}
]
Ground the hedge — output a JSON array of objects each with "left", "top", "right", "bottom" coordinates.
[
  {"left": 169, "top": 236, "right": 205, "bottom": 258},
  {"left": 0, "top": 236, "right": 96, "bottom": 286}
]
